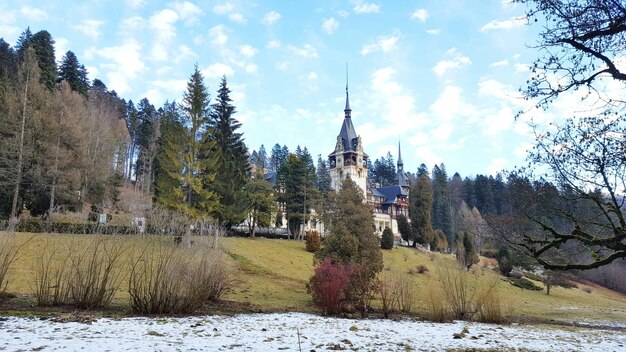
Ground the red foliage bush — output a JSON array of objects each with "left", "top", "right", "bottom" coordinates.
[
  {"left": 308, "top": 259, "right": 354, "bottom": 315},
  {"left": 305, "top": 230, "right": 321, "bottom": 252}
]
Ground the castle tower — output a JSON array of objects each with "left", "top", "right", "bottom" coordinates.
[
  {"left": 329, "top": 68, "right": 368, "bottom": 197},
  {"left": 394, "top": 141, "right": 410, "bottom": 194}
]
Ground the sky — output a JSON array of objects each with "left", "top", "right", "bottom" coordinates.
[{"left": 0, "top": 0, "right": 560, "bottom": 177}]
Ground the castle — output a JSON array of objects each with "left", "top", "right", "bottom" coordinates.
[{"left": 328, "top": 80, "right": 409, "bottom": 236}]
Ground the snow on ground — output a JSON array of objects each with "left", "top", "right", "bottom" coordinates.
[{"left": 1, "top": 312, "right": 624, "bottom": 351}]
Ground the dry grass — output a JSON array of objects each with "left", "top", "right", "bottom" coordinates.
[{"left": 3, "top": 233, "right": 626, "bottom": 324}]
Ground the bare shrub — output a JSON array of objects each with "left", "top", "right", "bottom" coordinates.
[
  {"left": 425, "top": 287, "right": 448, "bottom": 322},
  {"left": 378, "top": 277, "right": 398, "bottom": 318},
  {"left": 582, "top": 286, "right": 593, "bottom": 294},
  {"left": 394, "top": 273, "right": 414, "bottom": 313},
  {"left": 476, "top": 279, "right": 504, "bottom": 324},
  {"left": 128, "top": 239, "right": 234, "bottom": 314},
  {"left": 145, "top": 206, "right": 190, "bottom": 237},
  {"left": 31, "top": 239, "right": 70, "bottom": 306},
  {"left": 438, "top": 268, "right": 478, "bottom": 320},
  {"left": 0, "top": 234, "right": 29, "bottom": 297},
  {"left": 305, "top": 231, "right": 321, "bottom": 252},
  {"left": 67, "top": 236, "right": 126, "bottom": 309}
]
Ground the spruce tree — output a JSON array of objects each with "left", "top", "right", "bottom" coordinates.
[
  {"left": 179, "top": 65, "right": 219, "bottom": 219},
  {"left": 315, "top": 178, "right": 382, "bottom": 309},
  {"left": 207, "top": 75, "right": 250, "bottom": 226},
  {"left": 410, "top": 174, "right": 434, "bottom": 246},
  {"left": 154, "top": 101, "right": 187, "bottom": 209},
  {"left": 30, "top": 30, "right": 56, "bottom": 90},
  {"left": 431, "top": 163, "right": 452, "bottom": 244},
  {"left": 57, "top": 51, "right": 89, "bottom": 96},
  {"left": 316, "top": 155, "right": 331, "bottom": 191}
]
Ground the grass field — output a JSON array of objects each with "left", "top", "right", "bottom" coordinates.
[{"left": 2, "top": 232, "right": 626, "bottom": 324}]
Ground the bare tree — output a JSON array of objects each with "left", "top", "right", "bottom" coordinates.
[{"left": 513, "top": 0, "right": 626, "bottom": 269}]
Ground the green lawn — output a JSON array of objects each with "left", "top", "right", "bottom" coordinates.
[{"left": 2, "top": 232, "right": 626, "bottom": 323}]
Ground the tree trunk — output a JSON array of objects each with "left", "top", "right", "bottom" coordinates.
[
  {"left": 49, "top": 110, "right": 63, "bottom": 218},
  {"left": 10, "top": 64, "right": 31, "bottom": 223}
]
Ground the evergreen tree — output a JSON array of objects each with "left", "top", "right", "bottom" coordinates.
[
  {"left": 208, "top": 76, "right": 250, "bottom": 226},
  {"left": 316, "top": 155, "right": 331, "bottom": 191},
  {"left": 57, "top": 51, "right": 88, "bottom": 95},
  {"left": 279, "top": 152, "right": 316, "bottom": 237},
  {"left": 381, "top": 227, "right": 394, "bottom": 249},
  {"left": 30, "top": 30, "right": 56, "bottom": 90},
  {"left": 410, "top": 174, "right": 434, "bottom": 246},
  {"left": 474, "top": 174, "right": 495, "bottom": 214},
  {"left": 270, "top": 143, "right": 289, "bottom": 171},
  {"left": 244, "top": 172, "right": 276, "bottom": 237},
  {"left": 431, "top": 163, "right": 453, "bottom": 244},
  {"left": 14, "top": 27, "right": 33, "bottom": 58},
  {"left": 179, "top": 65, "right": 219, "bottom": 219},
  {"left": 125, "top": 100, "right": 139, "bottom": 180},
  {"left": 0, "top": 39, "right": 16, "bottom": 79},
  {"left": 135, "top": 98, "right": 159, "bottom": 193},
  {"left": 315, "top": 178, "right": 382, "bottom": 310},
  {"left": 456, "top": 230, "right": 479, "bottom": 271},
  {"left": 397, "top": 214, "right": 413, "bottom": 245},
  {"left": 417, "top": 163, "right": 428, "bottom": 178},
  {"left": 154, "top": 101, "right": 186, "bottom": 209},
  {"left": 257, "top": 144, "right": 268, "bottom": 170}
]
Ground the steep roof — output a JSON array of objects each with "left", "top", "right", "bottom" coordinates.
[
  {"left": 376, "top": 185, "right": 408, "bottom": 205},
  {"left": 339, "top": 116, "right": 358, "bottom": 152}
]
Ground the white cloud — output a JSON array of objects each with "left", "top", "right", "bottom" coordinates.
[
  {"left": 174, "top": 44, "right": 197, "bottom": 63},
  {"left": 54, "top": 37, "right": 70, "bottom": 60},
  {"left": 480, "top": 16, "right": 526, "bottom": 32},
  {"left": 126, "top": 0, "right": 145, "bottom": 8},
  {"left": 430, "top": 85, "right": 477, "bottom": 121},
  {"left": 322, "top": 17, "right": 339, "bottom": 34},
  {"left": 202, "top": 63, "right": 234, "bottom": 78},
  {"left": 487, "top": 158, "right": 507, "bottom": 175},
  {"left": 263, "top": 11, "right": 281, "bottom": 25},
  {"left": 410, "top": 8, "right": 428, "bottom": 22},
  {"left": 299, "top": 71, "right": 319, "bottom": 91},
  {"left": 426, "top": 29, "right": 440, "bottom": 35},
  {"left": 209, "top": 25, "right": 228, "bottom": 46},
  {"left": 490, "top": 59, "right": 509, "bottom": 67},
  {"left": 89, "top": 40, "right": 145, "bottom": 94},
  {"left": 275, "top": 61, "right": 289, "bottom": 70},
  {"left": 239, "top": 45, "right": 257, "bottom": 57},
  {"left": 353, "top": 1, "right": 380, "bottom": 14},
  {"left": 360, "top": 33, "right": 398, "bottom": 55},
  {"left": 432, "top": 48, "right": 471, "bottom": 76},
  {"left": 213, "top": 3, "right": 233, "bottom": 15},
  {"left": 73, "top": 20, "right": 105, "bottom": 40},
  {"left": 168, "top": 1, "right": 202, "bottom": 24},
  {"left": 288, "top": 44, "right": 319, "bottom": 58},
  {"left": 244, "top": 64, "right": 258, "bottom": 74},
  {"left": 20, "top": 6, "right": 47, "bottom": 21},
  {"left": 120, "top": 16, "right": 145, "bottom": 31},
  {"left": 149, "top": 9, "right": 179, "bottom": 41},
  {"left": 266, "top": 40, "right": 280, "bottom": 49},
  {"left": 338, "top": 10, "right": 350, "bottom": 18},
  {"left": 515, "top": 142, "right": 532, "bottom": 158},
  {"left": 514, "top": 63, "right": 531, "bottom": 72},
  {"left": 483, "top": 107, "right": 515, "bottom": 135},
  {"left": 229, "top": 13, "right": 247, "bottom": 24}
]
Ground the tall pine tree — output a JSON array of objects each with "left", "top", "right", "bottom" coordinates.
[
  {"left": 207, "top": 76, "right": 250, "bottom": 226},
  {"left": 57, "top": 51, "right": 89, "bottom": 96}
]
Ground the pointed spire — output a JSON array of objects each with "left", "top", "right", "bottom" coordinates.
[
  {"left": 397, "top": 140, "right": 404, "bottom": 168},
  {"left": 344, "top": 62, "right": 351, "bottom": 116}
]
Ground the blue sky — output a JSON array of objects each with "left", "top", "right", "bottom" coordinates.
[{"left": 1, "top": 0, "right": 555, "bottom": 177}]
